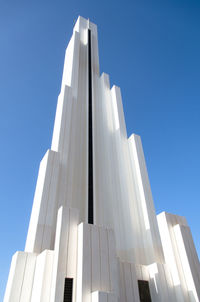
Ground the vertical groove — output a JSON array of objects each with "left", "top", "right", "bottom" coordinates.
[{"left": 88, "top": 29, "right": 93, "bottom": 224}]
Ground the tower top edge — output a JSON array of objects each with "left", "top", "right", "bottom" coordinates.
[{"left": 73, "top": 16, "right": 97, "bottom": 34}]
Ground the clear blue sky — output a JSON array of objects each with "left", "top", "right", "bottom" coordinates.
[{"left": 0, "top": 0, "right": 200, "bottom": 299}]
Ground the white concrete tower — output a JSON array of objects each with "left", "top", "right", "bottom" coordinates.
[{"left": 4, "top": 16, "right": 200, "bottom": 302}]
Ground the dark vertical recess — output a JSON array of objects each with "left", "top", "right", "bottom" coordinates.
[
  {"left": 138, "top": 280, "right": 152, "bottom": 302},
  {"left": 63, "top": 278, "right": 73, "bottom": 302},
  {"left": 88, "top": 29, "right": 94, "bottom": 224}
]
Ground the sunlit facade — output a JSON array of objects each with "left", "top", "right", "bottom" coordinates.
[{"left": 4, "top": 16, "right": 200, "bottom": 302}]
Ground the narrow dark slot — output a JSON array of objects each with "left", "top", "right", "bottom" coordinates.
[
  {"left": 63, "top": 278, "right": 73, "bottom": 302},
  {"left": 138, "top": 280, "right": 152, "bottom": 302},
  {"left": 88, "top": 29, "right": 93, "bottom": 224}
]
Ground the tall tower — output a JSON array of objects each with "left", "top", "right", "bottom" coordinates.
[{"left": 4, "top": 16, "right": 200, "bottom": 302}]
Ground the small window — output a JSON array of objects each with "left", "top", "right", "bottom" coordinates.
[
  {"left": 63, "top": 278, "right": 73, "bottom": 302},
  {"left": 138, "top": 280, "right": 152, "bottom": 302}
]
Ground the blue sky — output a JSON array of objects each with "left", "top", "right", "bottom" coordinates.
[{"left": 0, "top": 0, "right": 200, "bottom": 299}]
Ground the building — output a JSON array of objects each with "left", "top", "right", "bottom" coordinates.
[{"left": 4, "top": 16, "right": 200, "bottom": 302}]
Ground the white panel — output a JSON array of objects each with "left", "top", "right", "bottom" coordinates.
[
  {"left": 4, "top": 252, "right": 27, "bottom": 302},
  {"left": 107, "top": 229, "right": 119, "bottom": 297},
  {"left": 25, "top": 151, "right": 49, "bottom": 252},
  {"left": 89, "top": 20, "right": 99, "bottom": 76},
  {"left": 107, "top": 293, "right": 118, "bottom": 302},
  {"left": 91, "top": 291, "right": 99, "bottom": 302},
  {"left": 174, "top": 224, "right": 199, "bottom": 301},
  {"left": 82, "top": 223, "right": 92, "bottom": 302},
  {"left": 135, "top": 264, "right": 142, "bottom": 280},
  {"left": 123, "top": 262, "right": 134, "bottom": 302},
  {"left": 130, "top": 264, "right": 140, "bottom": 302},
  {"left": 148, "top": 262, "right": 177, "bottom": 302},
  {"left": 162, "top": 264, "right": 177, "bottom": 301},
  {"left": 25, "top": 150, "right": 59, "bottom": 253},
  {"left": 181, "top": 226, "right": 200, "bottom": 299},
  {"left": 157, "top": 263, "right": 170, "bottom": 301},
  {"left": 92, "top": 291, "right": 117, "bottom": 302},
  {"left": 157, "top": 212, "right": 186, "bottom": 301},
  {"left": 51, "top": 85, "right": 73, "bottom": 154},
  {"left": 67, "top": 208, "right": 79, "bottom": 302},
  {"left": 42, "top": 151, "right": 60, "bottom": 251},
  {"left": 40, "top": 251, "right": 54, "bottom": 302},
  {"left": 31, "top": 250, "right": 54, "bottom": 302},
  {"left": 159, "top": 212, "right": 192, "bottom": 300},
  {"left": 111, "top": 85, "right": 127, "bottom": 137},
  {"left": 99, "top": 227, "right": 110, "bottom": 292},
  {"left": 76, "top": 224, "right": 119, "bottom": 302},
  {"left": 148, "top": 263, "right": 160, "bottom": 302},
  {"left": 157, "top": 212, "right": 181, "bottom": 286},
  {"left": 67, "top": 208, "right": 79, "bottom": 278},
  {"left": 76, "top": 223, "right": 92, "bottom": 302},
  {"left": 76, "top": 223, "right": 84, "bottom": 302},
  {"left": 50, "top": 206, "right": 69, "bottom": 302},
  {"left": 141, "top": 264, "right": 149, "bottom": 281},
  {"left": 20, "top": 253, "right": 37, "bottom": 302},
  {"left": 53, "top": 86, "right": 73, "bottom": 212},
  {"left": 119, "top": 262, "right": 126, "bottom": 302},
  {"left": 92, "top": 291, "right": 107, "bottom": 302},
  {"left": 97, "top": 292, "right": 107, "bottom": 302},
  {"left": 94, "top": 73, "right": 115, "bottom": 230},
  {"left": 74, "top": 16, "right": 88, "bottom": 44},
  {"left": 91, "top": 225, "right": 101, "bottom": 292},
  {"left": 70, "top": 31, "right": 81, "bottom": 98},
  {"left": 60, "top": 30, "right": 80, "bottom": 94},
  {"left": 66, "top": 20, "right": 88, "bottom": 222},
  {"left": 128, "top": 134, "right": 164, "bottom": 264}
]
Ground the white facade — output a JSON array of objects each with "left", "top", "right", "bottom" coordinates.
[{"left": 4, "top": 16, "right": 200, "bottom": 302}]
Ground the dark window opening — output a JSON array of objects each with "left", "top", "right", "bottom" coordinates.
[
  {"left": 63, "top": 278, "right": 73, "bottom": 302},
  {"left": 138, "top": 280, "right": 152, "bottom": 302}
]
